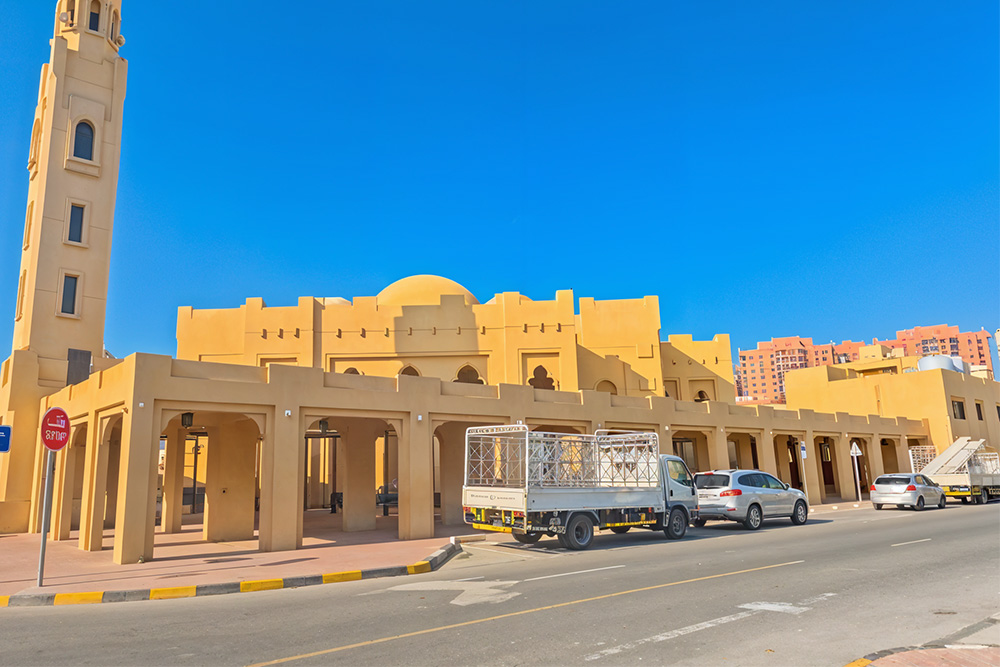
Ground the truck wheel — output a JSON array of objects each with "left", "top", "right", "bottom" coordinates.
[
  {"left": 961, "top": 497, "right": 970, "bottom": 504},
  {"left": 913, "top": 496, "right": 925, "bottom": 511},
  {"left": 610, "top": 526, "right": 631, "bottom": 534},
  {"left": 791, "top": 501, "right": 808, "bottom": 525},
  {"left": 743, "top": 504, "right": 762, "bottom": 530},
  {"left": 513, "top": 532, "right": 542, "bottom": 544},
  {"left": 563, "top": 514, "right": 594, "bottom": 550},
  {"left": 556, "top": 532, "right": 570, "bottom": 548},
  {"left": 664, "top": 508, "right": 687, "bottom": 540},
  {"left": 692, "top": 518, "right": 707, "bottom": 527},
  {"left": 981, "top": 489, "right": 989, "bottom": 505}
]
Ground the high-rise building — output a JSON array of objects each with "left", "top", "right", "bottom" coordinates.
[{"left": 737, "top": 325, "right": 994, "bottom": 404}]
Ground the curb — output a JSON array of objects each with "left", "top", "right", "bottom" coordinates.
[
  {"left": 844, "top": 643, "right": 1000, "bottom": 666},
  {"left": 0, "top": 537, "right": 471, "bottom": 609}
]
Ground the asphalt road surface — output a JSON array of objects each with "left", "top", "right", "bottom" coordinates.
[{"left": 2, "top": 503, "right": 998, "bottom": 666}]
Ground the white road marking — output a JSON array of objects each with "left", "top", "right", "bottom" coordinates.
[
  {"left": 891, "top": 538, "right": 932, "bottom": 547},
  {"left": 452, "top": 576, "right": 484, "bottom": 582},
  {"left": 738, "top": 602, "right": 809, "bottom": 614},
  {"left": 463, "top": 544, "right": 554, "bottom": 560},
  {"left": 387, "top": 580, "right": 520, "bottom": 606},
  {"left": 524, "top": 565, "right": 625, "bottom": 582},
  {"left": 585, "top": 592, "right": 835, "bottom": 661},
  {"left": 585, "top": 611, "right": 758, "bottom": 659}
]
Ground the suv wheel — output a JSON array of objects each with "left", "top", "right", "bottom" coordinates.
[
  {"left": 791, "top": 500, "right": 808, "bottom": 525},
  {"left": 913, "top": 496, "right": 925, "bottom": 511},
  {"left": 743, "top": 504, "right": 762, "bottom": 530}
]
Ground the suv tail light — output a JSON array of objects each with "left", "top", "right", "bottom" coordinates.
[
  {"left": 905, "top": 484, "right": 916, "bottom": 492},
  {"left": 720, "top": 489, "right": 742, "bottom": 497},
  {"left": 870, "top": 484, "right": 876, "bottom": 491}
]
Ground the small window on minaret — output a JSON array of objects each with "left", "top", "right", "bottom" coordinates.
[
  {"left": 61, "top": 275, "right": 79, "bottom": 315},
  {"left": 69, "top": 205, "right": 85, "bottom": 243},
  {"left": 66, "top": 1, "right": 76, "bottom": 25},
  {"left": 89, "top": 1, "right": 100, "bottom": 32},
  {"left": 111, "top": 11, "right": 119, "bottom": 40},
  {"left": 73, "top": 122, "right": 94, "bottom": 160}
]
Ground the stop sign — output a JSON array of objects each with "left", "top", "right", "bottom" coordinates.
[{"left": 40, "top": 407, "right": 70, "bottom": 452}]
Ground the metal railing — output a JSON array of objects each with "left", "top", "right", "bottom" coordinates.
[{"left": 465, "top": 426, "right": 659, "bottom": 489}]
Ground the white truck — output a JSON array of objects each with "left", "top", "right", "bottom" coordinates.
[
  {"left": 462, "top": 425, "right": 699, "bottom": 549},
  {"left": 910, "top": 437, "right": 1000, "bottom": 505}
]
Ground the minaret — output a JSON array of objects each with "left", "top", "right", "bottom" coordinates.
[
  {"left": 13, "top": 0, "right": 127, "bottom": 384},
  {"left": 0, "top": 1, "right": 127, "bottom": 532}
]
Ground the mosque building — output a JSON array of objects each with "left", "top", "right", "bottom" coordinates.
[{"left": 1, "top": 3, "right": 993, "bottom": 566}]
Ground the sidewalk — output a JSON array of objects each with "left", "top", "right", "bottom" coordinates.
[{"left": 1, "top": 509, "right": 473, "bottom": 604}]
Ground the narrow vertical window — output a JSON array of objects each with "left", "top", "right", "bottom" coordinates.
[
  {"left": 68, "top": 204, "right": 84, "bottom": 243},
  {"left": 61, "top": 275, "right": 78, "bottom": 315},
  {"left": 89, "top": 1, "right": 101, "bottom": 31},
  {"left": 73, "top": 121, "right": 94, "bottom": 160},
  {"left": 111, "top": 11, "right": 119, "bottom": 40},
  {"left": 65, "top": 1, "right": 76, "bottom": 24},
  {"left": 15, "top": 271, "right": 27, "bottom": 320},
  {"left": 23, "top": 202, "right": 34, "bottom": 249}
]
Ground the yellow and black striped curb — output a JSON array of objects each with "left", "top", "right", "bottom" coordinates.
[{"left": 1, "top": 538, "right": 468, "bottom": 609}]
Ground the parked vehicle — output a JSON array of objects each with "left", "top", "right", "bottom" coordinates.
[
  {"left": 462, "top": 425, "right": 698, "bottom": 550},
  {"left": 909, "top": 438, "right": 1000, "bottom": 505},
  {"left": 870, "top": 473, "right": 945, "bottom": 511},
  {"left": 693, "top": 469, "right": 808, "bottom": 530}
]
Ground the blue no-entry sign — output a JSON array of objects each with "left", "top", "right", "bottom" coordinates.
[{"left": 0, "top": 425, "right": 11, "bottom": 453}]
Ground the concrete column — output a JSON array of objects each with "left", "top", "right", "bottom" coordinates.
[
  {"left": 259, "top": 408, "right": 303, "bottom": 552},
  {"left": 204, "top": 420, "right": 258, "bottom": 542},
  {"left": 706, "top": 427, "right": 729, "bottom": 470},
  {"left": 436, "top": 423, "right": 467, "bottom": 526},
  {"left": 78, "top": 414, "right": 110, "bottom": 552},
  {"left": 868, "top": 434, "right": 885, "bottom": 479},
  {"left": 53, "top": 442, "right": 81, "bottom": 540},
  {"left": 895, "top": 439, "right": 912, "bottom": 473},
  {"left": 341, "top": 420, "right": 379, "bottom": 532},
  {"left": 398, "top": 413, "right": 434, "bottom": 540},
  {"left": 834, "top": 434, "right": 858, "bottom": 501},
  {"left": 112, "top": 403, "right": 159, "bottom": 565},
  {"left": 757, "top": 430, "right": 778, "bottom": 476},
  {"left": 161, "top": 428, "right": 185, "bottom": 533},
  {"left": 800, "top": 430, "right": 823, "bottom": 506}
]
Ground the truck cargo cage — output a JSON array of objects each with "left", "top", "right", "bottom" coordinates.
[{"left": 465, "top": 425, "right": 659, "bottom": 490}]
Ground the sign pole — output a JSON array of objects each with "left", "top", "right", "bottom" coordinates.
[
  {"left": 852, "top": 451, "right": 862, "bottom": 502},
  {"left": 37, "top": 449, "right": 56, "bottom": 587},
  {"left": 36, "top": 406, "right": 70, "bottom": 588}
]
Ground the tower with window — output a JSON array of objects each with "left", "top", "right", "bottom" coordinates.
[
  {"left": 13, "top": 0, "right": 127, "bottom": 380},
  {"left": 0, "top": 2, "right": 127, "bottom": 531}
]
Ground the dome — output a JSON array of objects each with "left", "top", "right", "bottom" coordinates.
[{"left": 376, "top": 275, "right": 479, "bottom": 307}]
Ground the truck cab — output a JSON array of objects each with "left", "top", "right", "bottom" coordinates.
[{"left": 661, "top": 454, "right": 699, "bottom": 520}]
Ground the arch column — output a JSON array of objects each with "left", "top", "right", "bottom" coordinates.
[
  {"left": 160, "top": 427, "right": 185, "bottom": 533},
  {"left": 397, "top": 412, "right": 434, "bottom": 540},
  {"left": 335, "top": 419, "right": 381, "bottom": 533},
  {"left": 259, "top": 408, "right": 304, "bottom": 552},
  {"left": 758, "top": 429, "right": 779, "bottom": 476},
  {"left": 434, "top": 421, "right": 480, "bottom": 526},
  {"left": 706, "top": 427, "right": 729, "bottom": 470},
  {"left": 800, "top": 429, "right": 823, "bottom": 506},
  {"left": 834, "top": 434, "right": 858, "bottom": 501},
  {"left": 78, "top": 412, "right": 111, "bottom": 552},
  {"left": 204, "top": 419, "right": 259, "bottom": 542},
  {"left": 112, "top": 402, "right": 159, "bottom": 565}
]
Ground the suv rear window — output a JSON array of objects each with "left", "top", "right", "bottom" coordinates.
[
  {"left": 875, "top": 476, "right": 911, "bottom": 485},
  {"left": 694, "top": 474, "right": 730, "bottom": 489}
]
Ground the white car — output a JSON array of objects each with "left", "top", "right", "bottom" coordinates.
[{"left": 870, "top": 473, "right": 945, "bottom": 511}]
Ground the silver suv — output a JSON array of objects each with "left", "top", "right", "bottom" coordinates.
[{"left": 693, "top": 469, "right": 809, "bottom": 530}]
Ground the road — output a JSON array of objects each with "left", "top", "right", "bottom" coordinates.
[{"left": 2, "top": 503, "right": 998, "bottom": 666}]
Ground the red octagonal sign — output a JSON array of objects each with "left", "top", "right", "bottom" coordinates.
[{"left": 41, "top": 407, "right": 70, "bottom": 452}]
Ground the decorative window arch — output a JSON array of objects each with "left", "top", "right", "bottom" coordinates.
[
  {"left": 73, "top": 121, "right": 95, "bottom": 160},
  {"left": 528, "top": 365, "right": 555, "bottom": 390},
  {"left": 694, "top": 390, "right": 709, "bottom": 403},
  {"left": 342, "top": 367, "right": 361, "bottom": 375},
  {"left": 111, "top": 10, "right": 120, "bottom": 40},
  {"left": 398, "top": 365, "right": 419, "bottom": 377},
  {"left": 595, "top": 380, "right": 618, "bottom": 395},
  {"left": 455, "top": 365, "right": 484, "bottom": 385},
  {"left": 88, "top": 1, "right": 101, "bottom": 31}
]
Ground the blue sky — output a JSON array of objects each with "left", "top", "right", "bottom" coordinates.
[{"left": 1, "top": 1, "right": 997, "bottom": 364}]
